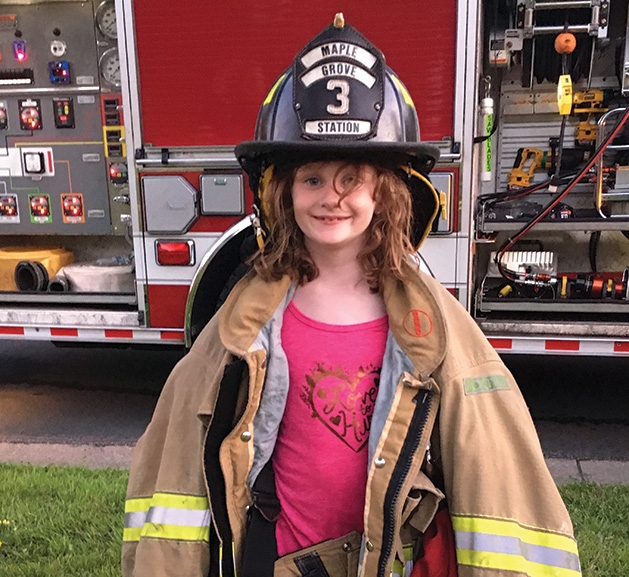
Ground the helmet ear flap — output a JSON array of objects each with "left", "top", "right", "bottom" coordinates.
[
  {"left": 402, "top": 169, "right": 440, "bottom": 250},
  {"left": 250, "top": 164, "right": 275, "bottom": 250}
]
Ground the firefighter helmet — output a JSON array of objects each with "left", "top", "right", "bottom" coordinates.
[{"left": 235, "top": 13, "right": 441, "bottom": 248}]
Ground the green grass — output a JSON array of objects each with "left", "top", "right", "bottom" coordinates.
[
  {"left": 0, "top": 463, "right": 127, "bottom": 577},
  {"left": 0, "top": 463, "right": 628, "bottom": 576},
  {"left": 560, "top": 483, "right": 629, "bottom": 576}
]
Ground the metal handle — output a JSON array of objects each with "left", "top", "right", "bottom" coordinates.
[{"left": 596, "top": 108, "right": 629, "bottom": 218}]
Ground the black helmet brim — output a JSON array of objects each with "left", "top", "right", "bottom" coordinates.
[{"left": 235, "top": 139, "right": 440, "bottom": 180}]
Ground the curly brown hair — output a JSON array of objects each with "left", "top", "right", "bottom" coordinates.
[{"left": 251, "top": 161, "right": 416, "bottom": 292}]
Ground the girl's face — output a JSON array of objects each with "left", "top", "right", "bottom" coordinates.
[{"left": 291, "top": 161, "right": 377, "bottom": 255}]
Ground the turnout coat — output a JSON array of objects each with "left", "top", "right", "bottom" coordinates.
[{"left": 122, "top": 260, "right": 581, "bottom": 577}]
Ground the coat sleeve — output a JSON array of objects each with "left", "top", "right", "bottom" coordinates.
[
  {"left": 435, "top": 321, "right": 581, "bottom": 576},
  {"left": 121, "top": 329, "right": 230, "bottom": 577}
]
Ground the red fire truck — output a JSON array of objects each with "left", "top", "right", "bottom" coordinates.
[{"left": 1, "top": 0, "right": 628, "bottom": 356}]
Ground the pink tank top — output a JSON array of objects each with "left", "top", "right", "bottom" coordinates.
[{"left": 273, "top": 301, "right": 388, "bottom": 556}]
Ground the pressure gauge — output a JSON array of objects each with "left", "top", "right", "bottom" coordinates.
[
  {"left": 96, "top": 0, "right": 117, "bottom": 40},
  {"left": 99, "top": 47, "right": 121, "bottom": 87}
]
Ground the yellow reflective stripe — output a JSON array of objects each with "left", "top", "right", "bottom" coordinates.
[
  {"left": 140, "top": 523, "right": 210, "bottom": 542},
  {"left": 457, "top": 549, "right": 581, "bottom": 577},
  {"left": 403, "top": 544, "right": 414, "bottom": 561},
  {"left": 148, "top": 493, "right": 209, "bottom": 510},
  {"left": 124, "top": 496, "right": 151, "bottom": 513},
  {"left": 263, "top": 73, "right": 286, "bottom": 106},
  {"left": 451, "top": 516, "right": 578, "bottom": 554},
  {"left": 123, "top": 527, "right": 142, "bottom": 542},
  {"left": 125, "top": 493, "right": 209, "bottom": 512}
]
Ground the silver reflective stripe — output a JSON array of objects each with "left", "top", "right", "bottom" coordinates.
[
  {"left": 125, "top": 511, "right": 147, "bottom": 529},
  {"left": 146, "top": 506, "right": 210, "bottom": 527},
  {"left": 124, "top": 506, "right": 210, "bottom": 529},
  {"left": 456, "top": 530, "right": 581, "bottom": 572}
]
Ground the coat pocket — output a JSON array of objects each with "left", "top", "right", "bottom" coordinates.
[
  {"left": 402, "top": 469, "right": 445, "bottom": 535},
  {"left": 273, "top": 531, "right": 362, "bottom": 577}
]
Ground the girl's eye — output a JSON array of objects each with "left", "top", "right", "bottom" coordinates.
[
  {"left": 340, "top": 173, "right": 357, "bottom": 187},
  {"left": 304, "top": 177, "right": 320, "bottom": 186}
]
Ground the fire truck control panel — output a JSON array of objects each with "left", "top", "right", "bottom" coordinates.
[{"left": 0, "top": 0, "right": 126, "bottom": 236}]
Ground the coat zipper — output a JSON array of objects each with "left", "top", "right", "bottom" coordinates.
[{"left": 377, "top": 390, "right": 433, "bottom": 577}]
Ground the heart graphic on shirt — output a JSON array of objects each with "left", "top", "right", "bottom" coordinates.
[{"left": 305, "top": 365, "right": 380, "bottom": 452}]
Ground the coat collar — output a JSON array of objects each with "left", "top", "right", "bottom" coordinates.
[
  {"left": 218, "top": 261, "right": 447, "bottom": 378},
  {"left": 218, "top": 272, "right": 293, "bottom": 356},
  {"left": 381, "top": 260, "right": 447, "bottom": 380}
]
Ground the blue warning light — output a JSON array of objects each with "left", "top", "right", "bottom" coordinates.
[{"left": 13, "top": 40, "right": 27, "bottom": 62}]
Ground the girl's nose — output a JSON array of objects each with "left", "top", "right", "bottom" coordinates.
[{"left": 320, "top": 180, "right": 341, "bottom": 206}]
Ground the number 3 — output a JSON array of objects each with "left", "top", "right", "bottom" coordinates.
[{"left": 326, "top": 79, "right": 350, "bottom": 115}]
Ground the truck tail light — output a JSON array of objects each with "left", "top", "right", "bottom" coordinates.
[{"left": 155, "top": 240, "right": 195, "bottom": 266}]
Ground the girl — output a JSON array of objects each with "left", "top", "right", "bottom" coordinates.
[
  {"left": 259, "top": 160, "right": 404, "bottom": 562},
  {"left": 123, "top": 14, "right": 581, "bottom": 577}
]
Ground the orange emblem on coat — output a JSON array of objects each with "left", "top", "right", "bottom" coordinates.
[{"left": 403, "top": 309, "right": 433, "bottom": 338}]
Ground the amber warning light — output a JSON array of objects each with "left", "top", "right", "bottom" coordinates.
[{"left": 156, "top": 241, "right": 195, "bottom": 266}]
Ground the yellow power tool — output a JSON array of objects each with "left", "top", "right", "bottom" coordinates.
[{"left": 507, "top": 148, "right": 550, "bottom": 188}]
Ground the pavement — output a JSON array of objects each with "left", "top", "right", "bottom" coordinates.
[
  {"left": 2, "top": 442, "right": 629, "bottom": 485},
  {"left": 1, "top": 408, "right": 628, "bottom": 485},
  {"left": 545, "top": 458, "right": 629, "bottom": 485},
  {"left": 0, "top": 441, "right": 134, "bottom": 469},
  {"left": 1, "top": 347, "right": 628, "bottom": 485}
]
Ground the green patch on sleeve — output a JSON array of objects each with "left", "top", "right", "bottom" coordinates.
[{"left": 464, "top": 375, "right": 510, "bottom": 395}]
